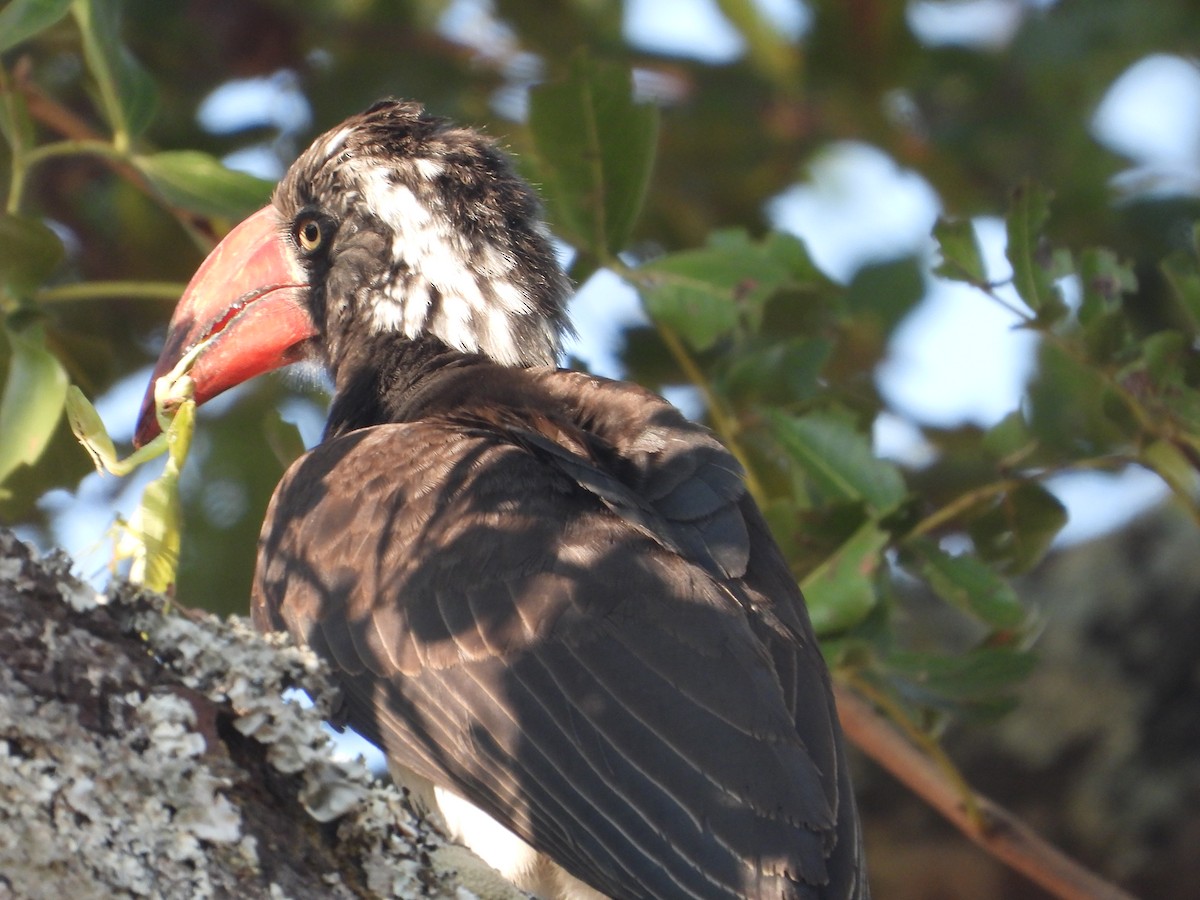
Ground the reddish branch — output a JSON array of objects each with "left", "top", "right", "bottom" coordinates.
[
  {"left": 835, "top": 685, "right": 1136, "bottom": 900},
  {"left": 17, "top": 71, "right": 219, "bottom": 245}
]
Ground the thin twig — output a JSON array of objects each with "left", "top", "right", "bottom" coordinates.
[
  {"left": 834, "top": 684, "right": 1137, "bottom": 900},
  {"left": 17, "top": 77, "right": 218, "bottom": 248},
  {"left": 37, "top": 281, "right": 185, "bottom": 304},
  {"left": 907, "top": 454, "right": 1143, "bottom": 541}
]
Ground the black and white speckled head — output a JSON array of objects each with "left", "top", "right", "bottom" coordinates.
[{"left": 272, "top": 100, "right": 571, "bottom": 372}]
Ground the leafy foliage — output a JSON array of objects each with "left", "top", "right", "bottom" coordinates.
[
  {"left": 637, "top": 230, "right": 813, "bottom": 351},
  {"left": 3, "top": 1, "right": 1200, "bottom": 863},
  {"left": 0, "top": 0, "right": 72, "bottom": 55},
  {"left": 134, "top": 150, "right": 273, "bottom": 220},
  {"left": 0, "top": 325, "right": 66, "bottom": 495},
  {"left": 527, "top": 54, "right": 658, "bottom": 260}
]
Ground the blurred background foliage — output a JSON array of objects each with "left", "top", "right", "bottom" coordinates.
[{"left": 3, "top": 0, "right": 1200, "bottom": 896}]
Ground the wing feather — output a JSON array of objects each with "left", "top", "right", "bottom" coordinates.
[{"left": 252, "top": 376, "right": 861, "bottom": 899}]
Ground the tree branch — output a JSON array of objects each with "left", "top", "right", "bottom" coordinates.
[
  {"left": 0, "top": 530, "right": 526, "bottom": 899},
  {"left": 15, "top": 73, "right": 218, "bottom": 247},
  {"left": 835, "top": 684, "right": 1136, "bottom": 900}
]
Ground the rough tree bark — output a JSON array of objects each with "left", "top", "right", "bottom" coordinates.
[{"left": 0, "top": 529, "right": 524, "bottom": 900}]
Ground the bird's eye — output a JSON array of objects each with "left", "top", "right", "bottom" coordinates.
[{"left": 295, "top": 216, "right": 325, "bottom": 254}]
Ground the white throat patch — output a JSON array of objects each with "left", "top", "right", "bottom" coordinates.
[{"left": 357, "top": 166, "right": 551, "bottom": 366}]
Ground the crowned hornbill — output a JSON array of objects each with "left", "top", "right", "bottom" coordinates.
[{"left": 134, "top": 100, "right": 868, "bottom": 900}]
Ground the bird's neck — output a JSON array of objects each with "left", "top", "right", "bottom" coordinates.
[{"left": 323, "top": 335, "right": 491, "bottom": 439}]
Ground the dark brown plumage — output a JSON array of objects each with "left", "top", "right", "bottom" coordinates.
[{"left": 136, "top": 100, "right": 868, "bottom": 899}]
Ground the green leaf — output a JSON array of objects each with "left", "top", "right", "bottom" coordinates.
[
  {"left": 889, "top": 647, "right": 1036, "bottom": 700},
  {"left": 528, "top": 54, "right": 658, "bottom": 257},
  {"left": 0, "top": 325, "right": 68, "bottom": 494},
  {"left": 637, "top": 230, "right": 811, "bottom": 350},
  {"left": 119, "top": 398, "right": 194, "bottom": 593},
  {"left": 1163, "top": 388, "right": 1200, "bottom": 442},
  {"left": 1079, "top": 247, "right": 1135, "bottom": 324},
  {"left": 1005, "top": 181, "right": 1063, "bottom": 319},
  {"left": 0, "top": 0, "right": 73, "bottom": 53},
  {"left": 722, "top": 336, "right": 831, "bottom": 405},
  {"left": 0, "top": 73, "right": 35, "bottom": 153},
  {"left": 982, "top": 410, "right": 1035, "bottom": 463},
  {"left": 801, "top": 520, "right": 888, "bottom": 634},
  {"left": 135, "top": 151, "right": 274, "bottom": 219},
  {"left": 1075, "top": 247, "right": 1136, "bottom": 361},
  {"left": 713, "top": 0, "right": 799, "bottom": 84},
  {"left": 933, "top": 216, "right": 986, "bottom": 284},
  {"left": 966, "top": 482, "right": 1068, "bottom": 574},
  {"left": 66, "top": 385, "right": 117, "bottom": 472},
  {"left": 761, "top": 230, "right": 823, "bottom": 281},
  {"left": 1141, "top": 439, "right": 1198, "bottom": 502},
  {"left": 1027, "top": 341, "right": 1129, "bottom": 452},
  {"left": 67, "top": 385, "right": 167, "bottom": 476},
  {"left": 75, "top": 0, "right": 157, "bottom": 138},
  {"left": 911, "top": 539, "right": 1025, "bottom": 629},
  {"left": 0, "top": 214, "right": 65, "bottom": 297},
  {"left": 769, "top": 410, "right": 907, "bottom": 514},
  {"left": 1139, "top": 330, "right": 1187, "bottom": 384},
  {"left": 638, "top": 265, "right": 740, "bottom": 350},
  {"left": 1162, "top": 250, "right": 1200, "bottom": 336},
  {"left": 843, "top": 256, "right": 926, "bottom": 357}
]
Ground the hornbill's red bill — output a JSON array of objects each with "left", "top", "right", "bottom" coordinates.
[{"left": 135, "top": 100, "right": 869, "bottom": 899}]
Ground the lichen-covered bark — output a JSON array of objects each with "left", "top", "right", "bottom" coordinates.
[{"left": 0, "top": 530, "right": 521, "bottom": 900}]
